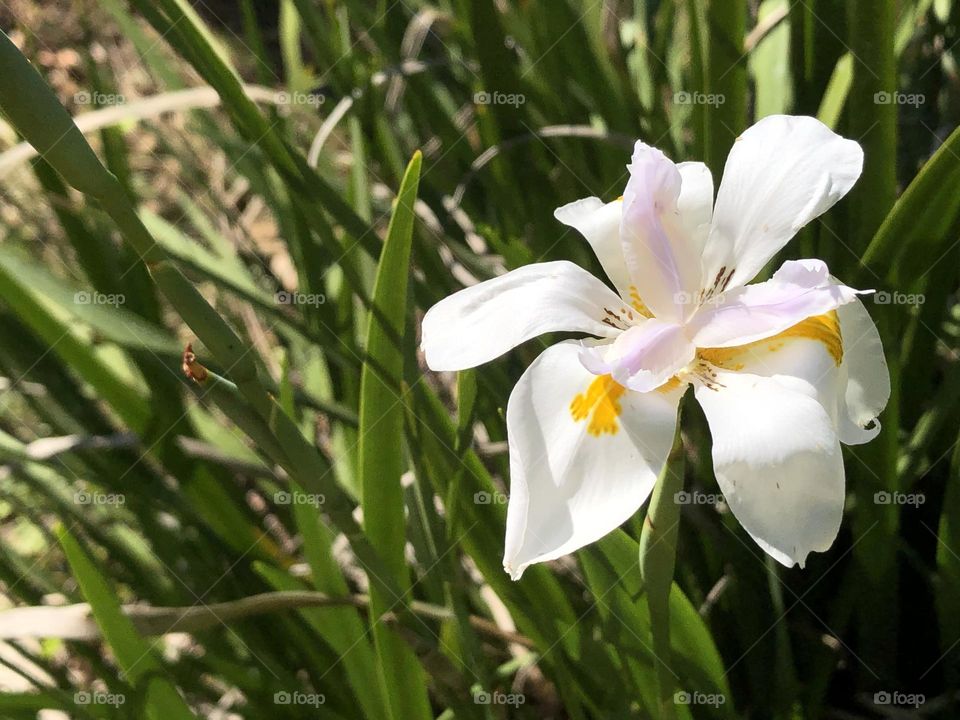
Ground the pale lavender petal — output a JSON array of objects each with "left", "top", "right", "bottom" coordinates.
[
  {"left": 690, "top": 259, "right": 867, "bottom": 349},
  {"left": 579, "top": 318, "right": 695, "bottom": 392},
  {"left": 621, "top": 143, "right": 703, "bottom": 322}
]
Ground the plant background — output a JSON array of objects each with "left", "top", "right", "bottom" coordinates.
[{"left": 0, "top": 0, "right": 958, "bottom": 718}]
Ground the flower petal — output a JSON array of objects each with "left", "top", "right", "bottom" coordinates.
[
  {"left": 421, "top": 261, "right": 624, "bottom": 371},
  {"left": 504, "top": 341, "right": 682, "bottom": 579},
  {"left": 698, "top": 305, "right": 888, "bottom": 446},
  {"left": 579, "top": 317, "right": 695, "bottom": 393},
  {"left": 701, "top": 115, "right": 863, "bottom": 291},
  {"left": 700, "top": 330, "right": 842, "bottom": 428},
  {"left": 836, "top": 297, "right": 890, "bottom": 444},
  {"left": 621, "top": 143, "right": 705, "bottom": 321},
  {"left": 695, "top": 371, "right": 845, "bottom": 567},
  {"left": 553, "top": 161, "right": 713, "bottom": 308},
  {"left": 554, "top": 197, "right": 631, "bottom": 298},
  {"left": 691, "top": 259, "right": 863, "bottom": 348},
  {"left": 677, "top": 161, "right": 714, "bottom": 252}
]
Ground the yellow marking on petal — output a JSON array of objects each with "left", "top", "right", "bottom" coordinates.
[
  {"left": 774, "top": 311, "right": 843, "bottom": 364},
  {"left": 656, "top": 376, "right": 685, "bottom": 394},
  {"left": 698, "top": 311, "right": 843, "bottom": 368},
  {"left": 628, "top": 285, "right": 653, "bottom": 317},
  {"left": 570, "top": 374, "right": 627, "bottom": 436},
  {"left": 696, "top": 345, "right": 746, "bottom": 371}
]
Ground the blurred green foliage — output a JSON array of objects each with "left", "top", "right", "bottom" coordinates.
[{"left": 0, "top": 0, "right": 958, "bottom": 717}]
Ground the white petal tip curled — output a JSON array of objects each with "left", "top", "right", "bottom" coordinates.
[{"left": 503, "top": 561, "right": 525, "bottom": 581}]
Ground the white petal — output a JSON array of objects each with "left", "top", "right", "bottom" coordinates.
[
  {"left": 695, "top": 371, "right": 845, "bottom": 567},
  {"left": 579, "top": 318, "right": 695, "bottom": 393},
  {"left": 503, "top": 341, "right": 682, "bottom": 579},
  {"left": 701, "top": 334, "right": 841, "bottom": 418},
  {"left": 621, "top": 143, "right": 705, "bottom": 321},
  {"left": 836, "top": 297, "right": 890, "bottom": 444},
  {"left": 421, "top": 261, "right": 624, "bottom": 371},
  {"left": 554, "top": 197, "right": 632, "bottom": 297},
  {"left": 553, "top": 162, "right": 714, "bottom": 308},
  {"left": 698, "top": 307, "right": 888, "bottom": 447},
  {"left": 677, "top": 161, "right": 714, "bottom": 253},
  {"left": 691, "top": 259, "right": 863, "bottom": 348},
  {"left": 701, "top": 115, "right": 863, "bottom": 291}
]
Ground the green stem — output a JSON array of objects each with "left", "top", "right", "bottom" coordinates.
[{"left": 638, "top": 391, "right": 689, "bottom": 720}]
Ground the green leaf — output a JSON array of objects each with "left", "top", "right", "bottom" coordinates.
[
  {"left": 0, "top": 254, "right": 150, "bottom": 432},
  {"left": 357, "top": 150, "right": 430, "bottom": 720},
  {"left": 56, "top": 525, "right": 195, "bottom": 720},
  {"left": 860, "top": 125, "right": 960, "bottom": 283},
  {"left": 590, "top": 530, "right": 732, "bottom": 715},
  {"left": 0, "top": 244, "right": 177, "bottom": 355},
  {"left": 816, "top": 54, "right": 853, "bottom": 129},
  {"left": 705, "top": 0, "right": 748, "bottom": 177},
  {"left": 750, "top": 0, "right": 793, "bottom": 118},
  {"left": 0, "top": 32, "right": 114, "bottom": 196},
  {"left": 846, "top": 0, "right": 897, "bottom": 250}
]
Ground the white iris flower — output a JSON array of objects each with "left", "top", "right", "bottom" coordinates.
[{"left": 422, "top": 115, "right": 890, "bottom": 579}]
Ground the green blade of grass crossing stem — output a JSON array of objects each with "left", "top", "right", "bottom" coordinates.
[
  {"left": 56, "top": 526, "right": 195, "bottom": 720},
  {"left": 266, "top": 490, "right": 388, "bottom": 720},
  {"left": 358, "top": 151, "right": 431, "bottom": 720}
]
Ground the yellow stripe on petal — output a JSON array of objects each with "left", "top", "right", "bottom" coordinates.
[
  {"left": 656, "top": 376, "right": 685, "bottom": 394},
  {"left": 775, "top": 311, "right": 843, "bottom": 364},
  {"left": 628, "top": 285, "right": 653, "bottom": 317},
  {"left": 570, "top": 374, "right": 626, "bottom": 436},
  {"left": 699, "top": 311, "right": 843, "bottom": 368}
]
